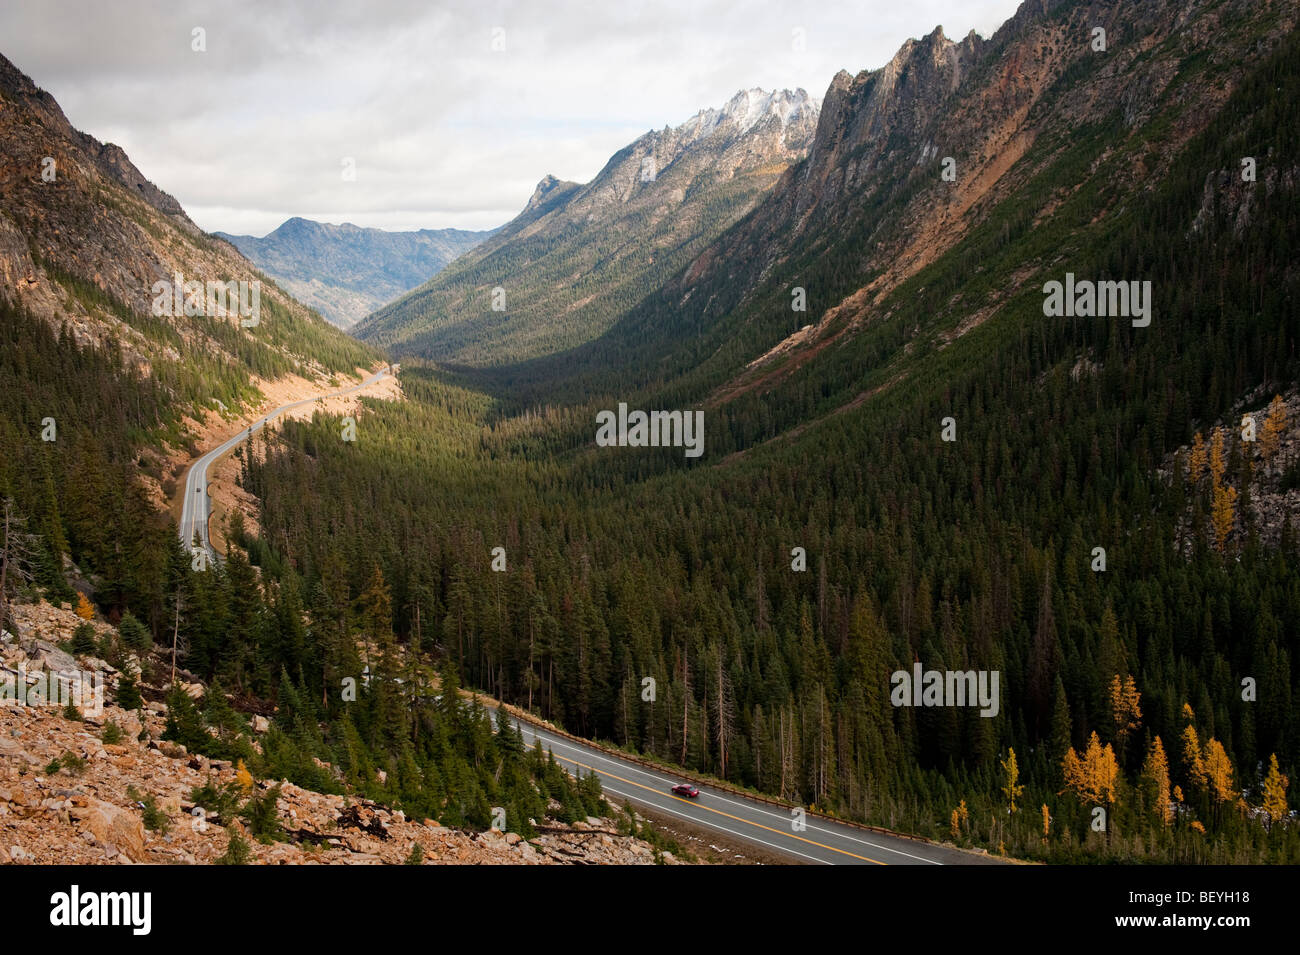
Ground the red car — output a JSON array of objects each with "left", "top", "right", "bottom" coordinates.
[{"left": 671, "top": 783, "right": 700, "bottom": 798}]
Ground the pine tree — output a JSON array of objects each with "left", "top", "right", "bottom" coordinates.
[
  {"left": 117, "top": 612, "right": 151, "bottom": 652},
  {"left": 115, "top": 673, "right": 142, "bottom": 712}
]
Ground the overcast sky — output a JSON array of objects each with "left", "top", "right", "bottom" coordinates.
[{"left": 1, "top": 0, "right": 1023, "bottom": 236}]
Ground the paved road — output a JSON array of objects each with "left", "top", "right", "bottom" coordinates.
[
  {"left": 497, "top": 710, "right": 1002, "bottom": 865},
  {"left": 179, "top": 366, "right": 392, "bottom": 562}
]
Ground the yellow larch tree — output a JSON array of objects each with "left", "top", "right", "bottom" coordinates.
[
  {"left": 74, "top": 592, "right": 94, "bottom": 620},
  {"left": 1260, "top": 395, "right": 1288, "bottom": 466},
  {"left": 1181, "top": 725, "right": 1207, "bottom": 793},
  {"left": 1202, "top": 738, "right": 1234, "bottom": 806},
  {"left": 1211, "top": 481, "right": 1237, "bottom": 553},
  {"left": 1062, "top": 732, "right": 1119, "bottom": 805},
  {"left": 1141, "top": 735, "right": 1172, "bottom": 825},
  {"left": 1001, "top": 748, "right": 1024, "bottom": 814},
  {"left": 1261, "top": 754, "right": 1289, "bottom": 826},
  {"left": 1109, "top": 674, "right": 1143, "bottom": 739},
  {"left": 1209, "top": 427, "right": 1227, "bottom": 487},
  {"left": 1187, "top": 432, "right": 1207, "bottom": 485},
  {"left": 950, "top": 799, "right": 969, "bottom": 839}
]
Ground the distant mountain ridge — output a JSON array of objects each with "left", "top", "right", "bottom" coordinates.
[
  {"left": 355, "top": 86, "right": 820, "bottom": 364},
  {"left": 216, "top": 218, "right": 494, "bottom": 329}
]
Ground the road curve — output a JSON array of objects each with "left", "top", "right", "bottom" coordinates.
[
  {"left": 179, "top": 366, "right": 392, "bottom": 562},
  {"left": 496, "top": 709, "right": 1003, "bottom": 865}
]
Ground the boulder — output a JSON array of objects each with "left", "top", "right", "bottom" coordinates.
[
  {"left": 79, "top": 799, "right": 146, "bottom": 862},
  {"left": 22, "top": 639, "right": 76, "bottom": 673}
]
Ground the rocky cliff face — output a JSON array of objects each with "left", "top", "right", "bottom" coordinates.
[
  {"left": 648, "top": 0, "right": 1300, "bottom": 402},
  {"left": 356, "top": 88, "right": 820, "bottom": 364},
  {"left": 0, "top": 51, "right": 369, "bottom": 381}
]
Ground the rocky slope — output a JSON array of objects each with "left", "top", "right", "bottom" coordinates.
[
  {"left": 0, "top": 50, "right": 375, "bottom": 393},
  {"left": 0, "top": 600, "right": 678, "bottom": 866},
  {"left": 216, "top": 219, "right": 493, "bottom": 330},
  {"left": 356, "top": 87, "right": 820, "bottom": 364}
]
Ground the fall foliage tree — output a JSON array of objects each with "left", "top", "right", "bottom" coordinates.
[
  {"left": 1260, "top": 395, "right": 1288, "bottom": 466},
  {"left": 1262, "top": 754, "right": 1289, "bottom": 826},
  {"left": 235, "top": 759, "right": 255, "bottom": 793},
  {"left": 1141, "top": 736, "right": 1172, "bottom": 825},
  {"left": 1181, "top": 725, "right": 1207, "bottom": 792},
  {"left": 1187, "top": 432, "right": 1207, "bottom": 484},
  {"left": 1001, "top": 749, "right": 1024, "bottom": 813},
  {"left": 1211, "top": 481, "right": 1237, "bottom": 553},
  {"left": 74, "top": 592, "right": 94, "bottom": 620},
  {"left": 951, "top": 798, "right": 969, "bottom": 839},
  {"left": 1209, "top": 427, "right": 1227, "bottom": 487},
  {"left": 1109, "top": 674, "right": 1143, "bottom": 740},
  {"left": 1202, "top": 738, "right": 1235, "bottom": 806},
  {"left": 1063, "top": 732, "right": 1119, "bottom": 805}
]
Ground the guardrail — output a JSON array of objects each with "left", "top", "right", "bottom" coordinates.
[{"left": 491, "top": 697, "right": 983, "bottom": 853}]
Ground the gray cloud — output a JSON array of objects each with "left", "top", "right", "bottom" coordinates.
[{"left": 2, "top": 0, "right": 1022, "bottom": 235}]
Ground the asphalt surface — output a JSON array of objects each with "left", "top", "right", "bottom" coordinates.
[
  {"left": 498, "top": 710, "right": 1003, "bottom": 865},
  {"left": 178, "top": 366, "right": 392, "bottom": 562}
]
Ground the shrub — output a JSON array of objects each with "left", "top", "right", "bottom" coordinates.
[
  {"left": 117, "top": 612, "right": 151, "bottom": 652},
  {"left": 116, "top": 673, "right": 142, "bottom": 711},
  {"left": 127, "top": 785, "right": 170, "bottom": 834},
  {"left": 215, "top": 830, "right": 251, "bottom": 865},
  {"left": 70, "top": 622, "right": 97, "bottom": 655},
  {"left": 240, "top": 783, "right": 284, "bottom": 843}
]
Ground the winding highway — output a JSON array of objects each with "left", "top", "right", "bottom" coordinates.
[
  {"left": 176, "top": 365, "right": 996, "bottom": 865},
  {"left": 498, "top": 709, "right": 1004, "bottom": 865},
  {"left": 179, "top": 366, "right": 392, "bottom": 562}
]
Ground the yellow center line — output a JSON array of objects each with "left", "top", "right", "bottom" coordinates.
[{"left": 550, "top": 750, "right": 886, "bottom": 865}]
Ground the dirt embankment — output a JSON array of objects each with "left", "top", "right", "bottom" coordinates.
[{"left": 163, "top": 365, "right": 401, "bottom": 554}]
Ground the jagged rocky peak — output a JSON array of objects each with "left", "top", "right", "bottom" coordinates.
[
  {"left": 678, "top": 87, "right": 820, "bottom": 142},
  {"left": 0, "top": 51, "right": 194, "bottom": 230},
  {"left": 524, "top": 173, "right": 576, "bottom": 213}
]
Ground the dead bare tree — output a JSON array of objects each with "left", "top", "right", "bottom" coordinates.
[
  {"left": 0, "top": 498, "right": 39, "bottom": 634},
  {"left": 714, "top": 646, "right": 736, "bottom": 780}
]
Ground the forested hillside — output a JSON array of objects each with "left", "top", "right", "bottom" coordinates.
[{"left": 236, "top": 0, "right": 1300, "bottom": 862}]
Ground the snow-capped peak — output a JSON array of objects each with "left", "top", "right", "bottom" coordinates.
[{"left": 678, "top": 87, "right": 818, "bottom": 142}]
